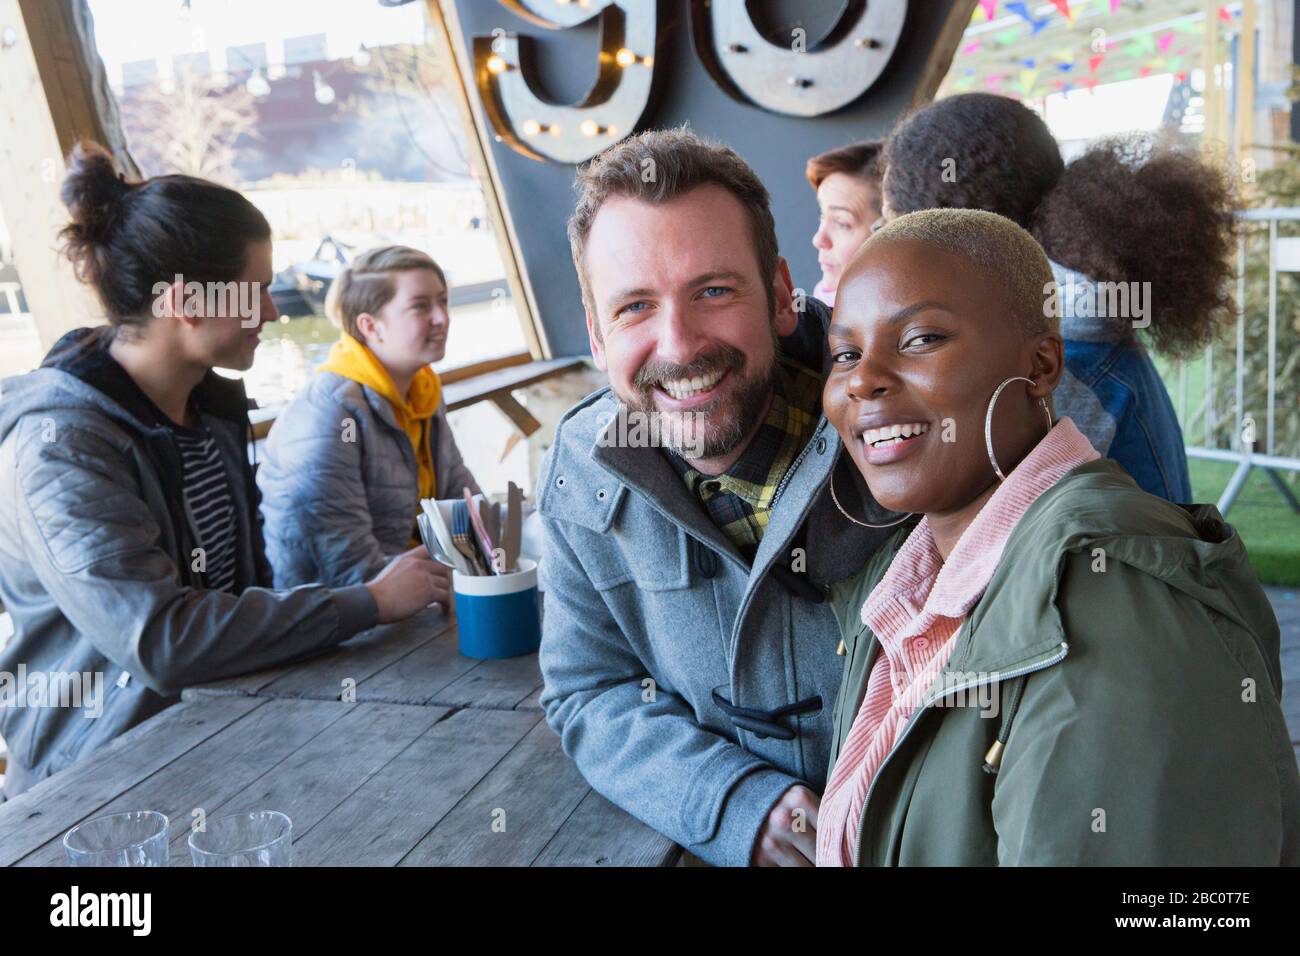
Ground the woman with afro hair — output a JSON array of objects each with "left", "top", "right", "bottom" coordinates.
[{"left": 879, "top": 93, "right": 1238, "bottom": 502}]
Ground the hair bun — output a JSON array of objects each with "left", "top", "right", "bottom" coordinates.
[{"left": 60, "top": 141, "right": 132, "bottom": 246}]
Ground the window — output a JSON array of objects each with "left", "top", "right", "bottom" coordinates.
[
  {"left": 0, "top": 205, "right": 41, "bottom": 380},
  {"left": 120, "top": 57, "right": 158, "bottom": 87},
  {"left": 86, "top": 0, "right": 541, "bottom": 491}
]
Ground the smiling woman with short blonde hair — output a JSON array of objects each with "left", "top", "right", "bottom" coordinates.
[{"left": 817, "top": 208, "right": 1298, "bottom": 866}]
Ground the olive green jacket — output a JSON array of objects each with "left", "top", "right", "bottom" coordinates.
[{"left": 827, "top": 459, "right": 1300, "bottom": 866}]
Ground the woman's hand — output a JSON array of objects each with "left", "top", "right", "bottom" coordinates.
[{"left": 365, "top": 546, "right": 453, "bottom": 623}]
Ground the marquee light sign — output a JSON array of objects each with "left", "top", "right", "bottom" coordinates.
[
  {"left": 474, "top": 0, "right": 908, "bottom": 164},
  {"left": 475, "top": 0, "right": 659, "bottom": 164}
]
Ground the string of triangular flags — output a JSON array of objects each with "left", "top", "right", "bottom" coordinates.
[{"left": 951, "top": 0, "right": 1241, "bottom": 99}]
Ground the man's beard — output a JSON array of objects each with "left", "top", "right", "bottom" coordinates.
[{"left": 615, "top": 336, "right": 779, "bottom": 462}]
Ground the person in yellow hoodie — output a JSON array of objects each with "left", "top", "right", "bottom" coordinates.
[{"left": 258, "top": 246, "right": 481, "bottom": 591}]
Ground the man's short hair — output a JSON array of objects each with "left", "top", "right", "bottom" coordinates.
[
  {"left": 567, "top": 127, "right": 778, "bottom": 328},
  {"left": 868, "top": 208, "right": 1058, "bottom": 336}
]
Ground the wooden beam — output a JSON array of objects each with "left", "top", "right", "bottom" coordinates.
[
  {"left": 18, "top": 0, "right": 138, "bottom": 175},
  {"left": 0, "top": 0, "right": 103, "bottom": 349},
  {"left": 1235, "top": 0, "right": 1256, "bottom": 165},
  {"left": 911, "top": 0, "right": 981, "bottom": 106},
  {"left": 426, "top": 0, "right": 551, "bottom": 360},
  {"left": 489, "top": 393, "right": 542, "bottom": 438}
]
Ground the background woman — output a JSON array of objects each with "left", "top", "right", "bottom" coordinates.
[
  {"left": 0, "top": 145, "right": 447, "bottom": 798},
  {"left": 817, "top": 209, "right": 1295, "bottom": 865},
  {"left": 806, "top": 141, "right": 884, "bottom": 308},
  {"left": 258, "top": 246, "right": 479, "bottom": 588},
  {"left": 879, "top": 93, "right": 1237, "bottom": 502}
]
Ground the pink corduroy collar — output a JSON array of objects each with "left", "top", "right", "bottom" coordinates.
[{"left": 860, "top": 416, "right": 1101, "bottom": 640}]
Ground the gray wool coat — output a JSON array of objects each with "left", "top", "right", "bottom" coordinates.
[
  {"left": 257, "top": 370, "right": 480, "bottom": 588},
  {"left": 537, "top": 299, "right": 895, "bottom": 866}
]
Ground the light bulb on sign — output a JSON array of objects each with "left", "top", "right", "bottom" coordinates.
[
  {"left": 486, "top": 54, "right": 510, "bottom": 75},
  {"left": 313, "top": 71, "right": 336, "bottom": 106},
  {"left": 246, "top": 69, "right": 271, "bottom": 97}
]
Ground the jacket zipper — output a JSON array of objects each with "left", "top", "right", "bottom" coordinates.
[{"left": 852, "top": 639, "right": 1070, "bottom": 866}]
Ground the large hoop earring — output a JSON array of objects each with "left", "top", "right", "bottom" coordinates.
[
  {"left": 984, "top": 376, "right": 1054, "bottom": 481},
  {"left": 828, "top": 470, "right": 915, "bottom": 529}
]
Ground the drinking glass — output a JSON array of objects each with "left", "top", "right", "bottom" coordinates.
[
  {"left": 188, "top": 810, "right": 293, "bottom": 867},
  {"left": 63, "top": 810, "right": 169, "bottom": 867}
]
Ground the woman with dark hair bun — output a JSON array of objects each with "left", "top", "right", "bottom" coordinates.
[
  {"left": 879, "top": 93, "right": 1238, "bottom": 502},
  {"left": 0, "top": 143, "right": 449, "bottom": 798}
]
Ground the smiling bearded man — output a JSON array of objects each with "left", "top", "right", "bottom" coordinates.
[{"left": 536, "top": 127, "right": 898, "bottom": 866}]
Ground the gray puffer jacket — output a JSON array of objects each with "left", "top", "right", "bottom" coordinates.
[
  {"left": 0, "top": 328, "right": 378, "bottom": 798},
  {"left": 257, "top": 370, "right": 479, "bottom": 588}
]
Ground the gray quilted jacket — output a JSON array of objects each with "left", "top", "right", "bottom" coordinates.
[
  {"left": 257, "top": 370, "right": 479, "bottom": 588},
  {"left": 0, "top": 328, "right": 378, "bottom": 797}
]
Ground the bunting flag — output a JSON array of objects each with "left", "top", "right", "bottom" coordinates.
[
  {"left": 1004, "top": 2, "right": 1049, "bottom": 34},
  {"left": 1217, "top": 5, "right": 1233, "bottom": 22},
  {"left": 1019, "top": 67, "right": 1040, "bottom": 91},
  {"left": 994, "top": 26, "right": 1021, "bottom": 44},
  {"left": 1049, "top": 0, "right": 1071, "bottom": 20},
  {"left": 1127, "top": 32, "right": 1156, "bottom": 56},
  {"left": 978, "top": 0, "right": 998, "bottom": 21},
  {"left": 1157, "top": 31, "right": 1175, "bottom": 54},
  {"left": 1020, "top": 57, "right": 1037, "bottom": 69},
  {"left": 1109, "top": 0, "right": 1121, "bottom": 11},
  {"left": 961, "top": 39, "right": 983, "bottom": 54},
  {"left": 1088, "top": 53, "right": 1104, "bottom": 71},
  {"left": 1083, "top": 77, "right": 1099, "bottom": 91}
]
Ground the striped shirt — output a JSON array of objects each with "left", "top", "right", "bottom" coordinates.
[{"left": 172, "top": 422, "right": 239, "bottom": 594}]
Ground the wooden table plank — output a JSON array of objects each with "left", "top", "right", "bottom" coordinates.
[
  {"left": 0, "top": 696, "right": 262, "bottom": 866},
  {"left": 426, "top": 652, "right": 543, "bottom": 711},
  {"left": 397, "top": 719, "right": 589, "bottom": 866},
  {"left": 533, "top": 789, "right": 681, "bottom": 867},
  {"left": 185, "top": 609, "right": 453, "bottom": 703},
  {"left": 516, "top": 686, "right": 543, "bottom": 711},
  {"left": 16, "top": 697, "right": 350, "bottom": 866},
  {"left": 293, "top": 708, "right": 541, "bottom": 866},
  {"left": 171, "top": 700, "right": 449, "bottom": 866},
  {"left": 352, "top": 626, "right": 481, "bottom": 705}
]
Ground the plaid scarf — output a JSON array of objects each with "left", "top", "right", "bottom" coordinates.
[{"left": 667, "top": 357, "right": 821, "bottom": 562}]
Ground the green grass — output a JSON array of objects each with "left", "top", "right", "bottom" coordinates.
[{"left": 1189, "top": 458, "right": 1300, "bottom": 587}]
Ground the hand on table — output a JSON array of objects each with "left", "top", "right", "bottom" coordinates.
[
  {"left": 365, "top": 546, "right": 453, "bottom": 623},
  {"left": 752, "top": 784, "right": 820, "bottom": 867}
]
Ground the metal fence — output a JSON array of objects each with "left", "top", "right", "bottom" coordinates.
[{"left": 1177, "top": 207, "right": 1299, "bottom": 515}]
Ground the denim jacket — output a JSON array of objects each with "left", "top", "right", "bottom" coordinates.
[{"left": 1049, "top": 260, "right": 1192, "bottom": 502}]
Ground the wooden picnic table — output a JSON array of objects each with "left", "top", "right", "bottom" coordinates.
[{"left": 0, "top": 609, "right": 681, "bottom": 867}]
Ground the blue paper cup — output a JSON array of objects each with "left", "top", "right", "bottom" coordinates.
[{"left": 452, "top": 558, "right": 541, "bottom": 659}]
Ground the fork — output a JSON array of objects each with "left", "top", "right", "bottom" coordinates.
[{"left": 452, "top": 500, "right": 488, "bottom": 575}]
